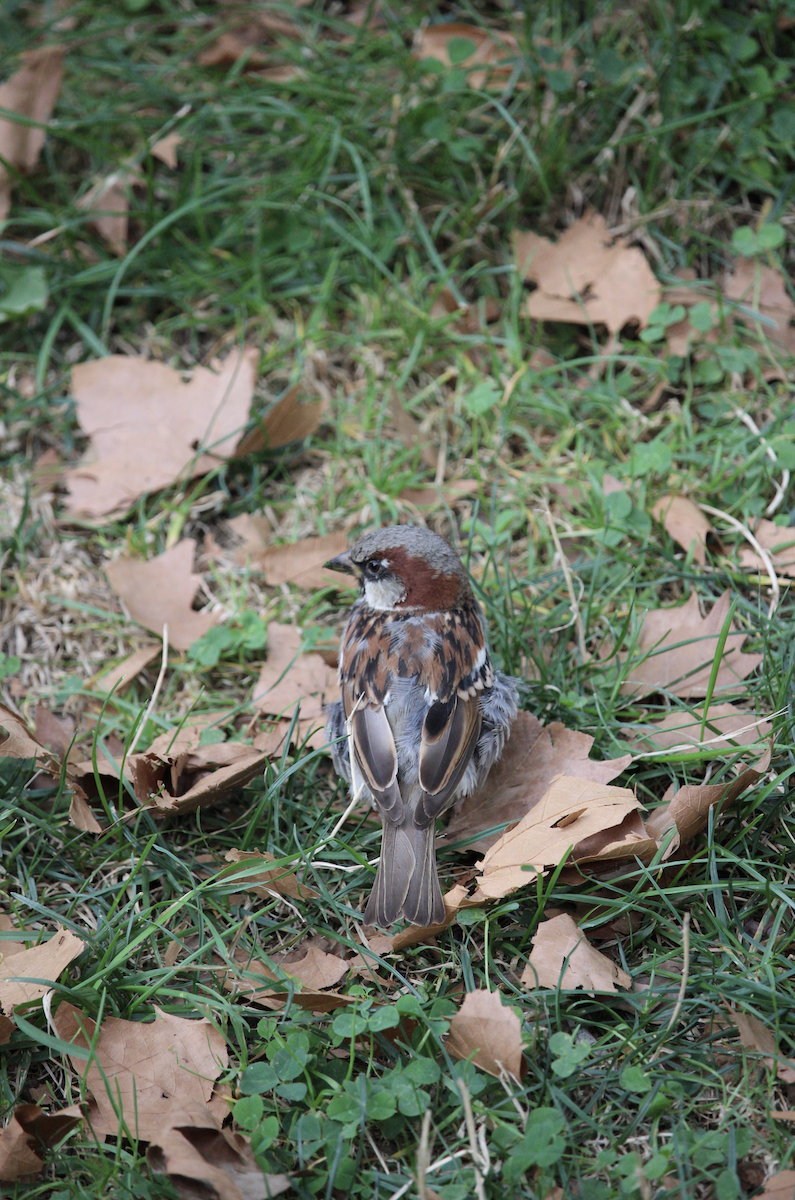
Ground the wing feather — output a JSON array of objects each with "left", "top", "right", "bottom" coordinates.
[{"left": 416, "top": 695, "right": 481, "bottom": 825}]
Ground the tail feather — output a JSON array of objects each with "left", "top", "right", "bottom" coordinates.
[
  {"left": 365, "top": 820, "right": 445, "bottom": 928},
  {"left": 364, "top": 821, "right": 414, "bottom": 927},
  {"left": 403, "top": 824, "right": 445, "bottom": 927}
]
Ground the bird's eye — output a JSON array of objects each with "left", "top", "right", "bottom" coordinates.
[{"left": 365, "top": 558, "right": 386, "bottom": 578}]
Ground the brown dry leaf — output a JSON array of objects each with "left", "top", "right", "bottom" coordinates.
[
  {"left": 629, "top": 702, "right": 772, "bottom": 755},
  {"left": 739, "top": 519, "right": 795, "bottom": 580},
  {"left": 398, "top": 480, "right": 480, "bottom": 509},
  {"left": 199, "top": 32, "right": 270, "bottom": 68},
  {"left": 651, "top": 494, "right": 713, "bottom": 566},
  {"left": 147, "top": 1103, "right": 291, "bottom": 1200},
  {"left": 65, "top": 347, "right": 259, "bottom": 519},
  {"left": 367, "top": 884, "right": 473, "bottom": 953},
  {"left": 645, "top": 746, "right": 771, "bottom": 848},
  {"left": 413, "top": 23, "right": 522, "bottom": 89},
  {"left": 441, "top": 712, "right": 632, "bottom": 854},
  {"left": 151, "top": 133, "right": 183, "bottom": 169},
  {"left": 445, "top": 988, "right": 524, "bottom": 1079},
  {"left": 753, "top": 1172, "right": 795, "bottom": 1200},
  {"left": 0, "top": 928, "right": 85, "bottom": 1017},
  {"left": 472, "top": 776, "right": 643, "bottom": 902},
  {"left": 730, "top": 1009, "right": 795, "bottom": 1084},
  {"left": 0, "top": 1104, "right": 83, "bottom": 1183},
  {"left": 391, "top": 395, "right": 438, "bottom": 470},
  {"left": 619, "top": 591, "right": 762, "bottom": 699},
  {"left": 0, "top": 913, "right": 26, "bottom": 959},
  {"left": 0, "top": 47, "right": 65, "bottom": 220},
  {"left": 234, "top": 383, "right": 326, "bottom": 456},
  {"left": 69, "top": 789, "right": 104, "bottom": 835},
  {"left": 34, "top": 704, "right": 76, "bottom": 759},
  {"left": 77, "top": 170, "right": 141, "bottom": 256},
  {"left": 92, "top": 644, "right": 162, "bottom": 696},
  {"left": 0, "top": 703, "right": 59, "bottom": 771},
  {"left": 522, "top": 913, "right": 631, "bottom": 993},
  {"left": 226, "top": 521, "right": 352, "bottom": 590},
  {"left": 271, "top": 940, "right": 349, "bottom": 990},
  {"left": 252, "top": 622, "right": 337, "bottom": 726},
  {"left": 54, "top": 1003, "right": 228, "bottom": 1140},
  {"left": 106, "top": 539, "right": 218, "bottom": 651},
  {"left": 514, "top": 211, "right": 661, "bottom": 335},
  {"left": 223, "top": 849, "right": 318, "bottom": 901},
  {"left": 222, "top": 948, "right": 353, "bottom": 1012},
  {"left": 127, "top": 731, "right": 270, "bottom": 817},
  {"left": 724, "top": 259, "right": 795, "bottom": 355}
]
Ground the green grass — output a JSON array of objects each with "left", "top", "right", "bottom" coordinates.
[{"left": 2, "top": 1, "right": 795, "bottom": 1197}]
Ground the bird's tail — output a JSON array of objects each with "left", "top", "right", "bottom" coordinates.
[{"left": 364, "top": 820, "right": 445, "bottom": 928}]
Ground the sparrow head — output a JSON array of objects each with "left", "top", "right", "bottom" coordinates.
[{"left": 325, "top": 525, "right": 474, "bottom": 613}]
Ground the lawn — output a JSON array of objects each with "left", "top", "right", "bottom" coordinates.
[{"left": 1, "top": 2, "right": 795, "bottom": 1198}]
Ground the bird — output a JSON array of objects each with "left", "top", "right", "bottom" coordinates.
[{"left": 324, "top": 525, "right": 519, "bottom": 928}]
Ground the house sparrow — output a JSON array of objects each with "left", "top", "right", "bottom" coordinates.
[{"left": 325, "top": 525, "right": 519, "bottom": 928}]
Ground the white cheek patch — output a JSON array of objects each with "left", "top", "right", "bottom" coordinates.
[{"left": 363, "top": 576, "right": 406, "bottom": 611}]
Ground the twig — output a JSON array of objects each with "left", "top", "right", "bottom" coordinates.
[
  {"left": 665, "top": 912, "right": 691, "bottom": 1032},
  {"left": 127, "top": 624, "right": 169, "bottom": 758},
  {"left": 540, "top": 496, "right": 587, "bottom": 662},
  {"left": 699, "top": 503, "right": 781, "bottom": 618},
  {"left": 416, "top": 1109, "right": 433, "bottom": 1200},
  {"left": 458, "top": 1080, "right": 487, "bottom": 1200}
]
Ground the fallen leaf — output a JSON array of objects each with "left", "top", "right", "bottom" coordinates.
[
  {"left": 0, "top": 703, "right": 59, "bottom": 771},
  {"left": 68, "top": 789, "right": 104, "bottom": 835},
  {"left": 234, "top": 383, "right": 326, "bottom": 456},
  {"left": 651, "top": 494, "right": 713, "bottom": 565},
  {"left": 223, "top": 849, "right": 318, "bottom": 901},
  {"left": 413, "top": 23, "right": 523, "bottom": 89},
  {"left": 0, "top": 1104, "right": 83, "bottom": 1183},
  {"left": 0, "top": 928, "right": 85, "bottom": 1017},
  {"left": 0, "top": 913, "right": 26, "bottom": 959},
  {"left": 739, "top": 519, "right": 795, "bottom": 580},
  {"left": 629, "top": 702, "right": 772, "bottom": 755},
  {"left": 522, "top": 913, "right": 631, "bottom": 993},
  {"left": 441, "top": 712, "right": 632, "bottom": 854},
  {"left": 619, "top": 591, "right": 762, "bottom": 699},
  {"left": 445, "top": 988, "right": 524, "bottom": 1079},
  {"left": 270, "top": 940, "right": 349, "bottom": 990},
  {"left": 252, "top": 622, "right": 337, "bottom": 726},
  {"left": 54, "top": 1003, "right": 228, "bottom": 1140},
  {"left": 151, "top": 133, "right": 183, "bottom": 169},
  {"left": 753, "top": 1171, "right": 795, "bottom": 1200},
  {"left": 77, "top": 170, "right": 141, "bottom": 256},
  {"left": 34, "top": 704, "right": 76, "bottom": 759},
  {"left": 471, "top": 776, "right": 643, "bottom": 902},
  {"left": 645, "top": 746, "right": 771, "bottom": 847},
  {"left": 127, "top": 729, "right": 270, "bottom": 816},
  {"left": 65, "top": 347, "right": 259, "bottom": 519},
  {"left": 106, "top": 539, "right": 218, "bottom": 651},
  {"left": 398, "top": 480, "right": 480, "bottom": 508},
  {"left": 391, "top": 395, "right": 438, "bottom": 469},
  {"left": 147, "top": 1103, "right": 291, "bottom": 1200},
  {"left": 730, "top": 1009, "right": 795, "bottom": 1084},
  {"left": 225, "top": 522, "right": 352, "bottom": 590},
  {"left": 382, "top": 884, "right": 475, "bottom": 951},
  {"left": 92, "top": 644, "right": 162, "bottom": 696},
  {"left": 198, "top": 32, "right": 270, "bottom": 68},
  {"left": 514, "top": 211, "right": 661, "bottom": 335},
  {"left": 0, "top": 47, "right": 65, "bottom": 220},
  {"left": 222, "top": 948, "right": 353, "bottom": 1012},
  {"left": 724, "top": 259, "right": 795, "bottom": 355}
]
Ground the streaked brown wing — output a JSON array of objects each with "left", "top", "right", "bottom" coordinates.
[
  {"left": 416, "top": 694, "right": 481, "bottom": 825},
  {"left": 343, "top": 681, "right": 402, "bottom": 820}
]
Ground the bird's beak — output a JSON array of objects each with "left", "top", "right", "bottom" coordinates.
[{"left": 324, "top": 550, "right": 355, "bottom": 576}]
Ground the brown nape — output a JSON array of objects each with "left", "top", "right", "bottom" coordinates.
[{"left": 387, "top": 547, "right": 469, "bottom": 611}]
